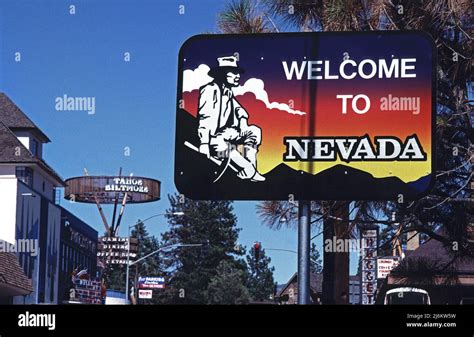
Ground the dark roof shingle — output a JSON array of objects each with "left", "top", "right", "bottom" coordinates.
[
  {"left": 0, "top": 122, "right": 37, "bottom": 162},
  {"left": 0, "top": 93, "right": 50, "bottom": 142},
  {"left": 0, "top": 252, "right": 33, "bottom": 295},
  {"left": 0, "top": 122, "right": 65, "bottom": 186},
  {"left": 406, "top": 236, "right": 474, "bottom": 274},
  {"left": 278, "top": 272, "right": 323, "bottom": 296}
]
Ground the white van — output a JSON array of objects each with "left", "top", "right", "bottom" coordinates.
[{"left": 384, "top": 287, "right": 431, "bottom": 305}]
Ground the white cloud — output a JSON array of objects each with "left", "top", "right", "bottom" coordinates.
[
  {"left": 183, "top": 64, "right": 306, "bottom": 115},
  {"left": 233, "top": 78, "right": 306, "bottom": 115},
  {"left": 182, "top": 64, "right": 213, "bottom": 92}
]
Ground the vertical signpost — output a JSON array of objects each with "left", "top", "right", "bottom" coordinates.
[
  {"left": 175, "top": 31, "right": 434, "bottom": 304},
  {"left": 360, "top": 225, "right": 379, "bottom": 305},
  {"left": 297, "top": 201, "right": 311, "bottom": 304}
]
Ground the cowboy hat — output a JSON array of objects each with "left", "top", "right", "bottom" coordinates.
[{"left": 208, "top": 55, "right": 245, "bottom": 78}]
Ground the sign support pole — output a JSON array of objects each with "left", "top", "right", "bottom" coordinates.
[
  {"left": 125, "top": 225, "right": 131, "bottom": 304},
  {"left": 110, "top": 167, "right": 123, "bottom": 231},
  {"left": 297, "top": 200, "right": 311, "bottom": 305},
  {"left": 83, "top": 168, "right": 110, "bottom": 235}
]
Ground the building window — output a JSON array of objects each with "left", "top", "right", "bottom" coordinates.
[
  {"left": 62, "top": 245, "right": 65, "bottom": 271},
  {"left": 53, "top": 188, "right": 60, "bottom": 204},
  {"left": 16, "top": 166, "right": 33, "bottom": 187},
  {"left": 31, "top": 139, "right": 39, "bottom": 157}
]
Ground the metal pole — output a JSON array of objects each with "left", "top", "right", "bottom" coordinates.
[
  {"left": 110, "top": 167, "right": 122, "bottom": 231},
  {"left": 122, "top": 213, "right": 182, "bottom": 305},
  {"left": 84, "top": 168, "right": 111, "bottom": 235},
  {"left": 298, "top": 200, "right": 311, "bottom": 305},
  {"left": 114, "top": 192, "right": 129, "bottom": 236},
  {"left": 265, "top": 248, "right": 319, "bottom": 265},
  {"left": 130, "top": 243, "right": 203, "bottom": 266},
  {"left": 125, "top": 225, "right": 130, "bottom": 304}
]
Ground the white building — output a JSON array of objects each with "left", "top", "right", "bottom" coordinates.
[
  {"left": 0, "top": 93, "right": 65, "bottom": 304},
  {"left": 349, "top": 275, "right": 361, "bottom": 304}
]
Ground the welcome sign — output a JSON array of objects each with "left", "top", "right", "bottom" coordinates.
[{"left": 175, "top": 31, "right": 435, "bottom": 200}]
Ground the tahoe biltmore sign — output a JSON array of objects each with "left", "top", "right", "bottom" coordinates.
[
  {"left": 175, "top": 31, "right": 435, "bottom": 200},
  {"left": 105, "top": 177, "right": 149, "bottom": 193},
  {"left": 65, "top": 176, "right": 161, "bottom": 203}
]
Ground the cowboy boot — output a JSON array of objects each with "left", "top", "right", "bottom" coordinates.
[
  {"left": 244, "top": 145, "right": 266, "bottom": 182},
  {"left": 228, "top": 149, "right": 256, "bottom": 180}
]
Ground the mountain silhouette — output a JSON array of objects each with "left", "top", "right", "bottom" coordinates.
[
  {"left": 175, "top": 108, "right": 433, "bottom": 200},
  {"left": 407, "top": 174, "right": 433, "bottom": 193}
]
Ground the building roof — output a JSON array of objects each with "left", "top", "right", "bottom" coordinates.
[
  {"left": 0, "top": 93, "right": 50, "bottom": 142},
  {"left": 0, "top": 122, "right": 37, "bottom": 162},
  {"left": 0, "top": 252, "right": 33, "bottom": 296},
  {"left": 405, "top": 236, "right": 474, "bottom": 274},
  {"left": 60, "top": 207, "right": 98, "bottom": 239},
  {"left": 0, "top": 122, "right": 65, "bottom": 186},
  {"left": 278, "top": 272, "right": 323, "bottom": 297}
]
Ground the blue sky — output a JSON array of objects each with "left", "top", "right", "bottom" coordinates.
[{"left": 0, "top": 0, "right": 358, "bottom": 283}]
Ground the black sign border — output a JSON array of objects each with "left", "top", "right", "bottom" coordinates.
[{"left": 175, "top": 31, "right": 437, "bottom": 201}]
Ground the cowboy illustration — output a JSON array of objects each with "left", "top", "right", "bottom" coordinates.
[{"left": 197, "top": 56, "right": 265, "bottom": 182}]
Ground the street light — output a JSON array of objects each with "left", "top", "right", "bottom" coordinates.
[
  {"left": 125, "top": 211, "right": 183, "bottom": 304},
  {"left": 129, "top": 242, "right": 202, "bottom": 304},
  {"left": 130, "top": 243, "right": 203, "bottom": 267},
  {"left": 265, "top": 248, "right": 320, "bottom": 265}
]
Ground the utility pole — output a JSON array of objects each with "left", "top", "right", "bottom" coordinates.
[
  {"left": 125, "top": 212, "right": 184, "bottom": 304},
  {"left": 297, "top": 200, "right": 311, "bottom": 305},
  {"left": 469, "top": 156, "right": 474, "bottom": 241},
  {"left": 322, "top": 201, "right": 349, "bottom": 305}
]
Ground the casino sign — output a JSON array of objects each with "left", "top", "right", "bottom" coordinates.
[
  {"left": 64, "top": 174, "right": 161, "bottom": 237},
  {"left": 65, "top": 176, "right": 160, "bottom": 203}
]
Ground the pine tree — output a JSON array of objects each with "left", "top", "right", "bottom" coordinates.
[
  {"left": 378, "top": 225, "right": 397, "bottom": 257},
  {"left": 310, "top": 243, "right": 323, "bottom": 274},
  {"left": 158, "top": 194, "right": 246, "bottom": 304},
  {"left": 102, "top": 222, "right": 163, "bottom": 303},
  {"left": 102, "top": 228, "right": 127, "bottom": 293},
  {"left": 246, "top": 246, "right": 276, "bottom": 302},
  {"left": 207, "top": 260, "right": 251, "bottom": 304},
  {"left": 130, "top": 221, "right": 162, "bottom": 304},
  {"left": 103, "top": 264, "right": 126, "bottom": 292}
]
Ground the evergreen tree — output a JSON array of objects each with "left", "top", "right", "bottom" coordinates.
[
  {"left": 159, "top": 194, "right": 246, "bottom": 304},
  {"left": 102, "top": 228, "right": 126, "bottom": 293},
  {"left": 130, "top": 221, "right": 162, "bottom": 304},
  {"left": 246, "top": 246, "right": 276, "bottom": 302},
  {"left": 310, "top": 243, "right": 323, "bottom": 274},
  {"left": 207, "top": 260, "right": 251, "bottom": 304},
  {"left": 102, "top": 222, "right": 162, "bottom": 304},
  {"left": 377, "top": 225, "right": 397, "bottom": 257},
  {"left": 103, "top": 265, "right": 126, "bottom": 292}
]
